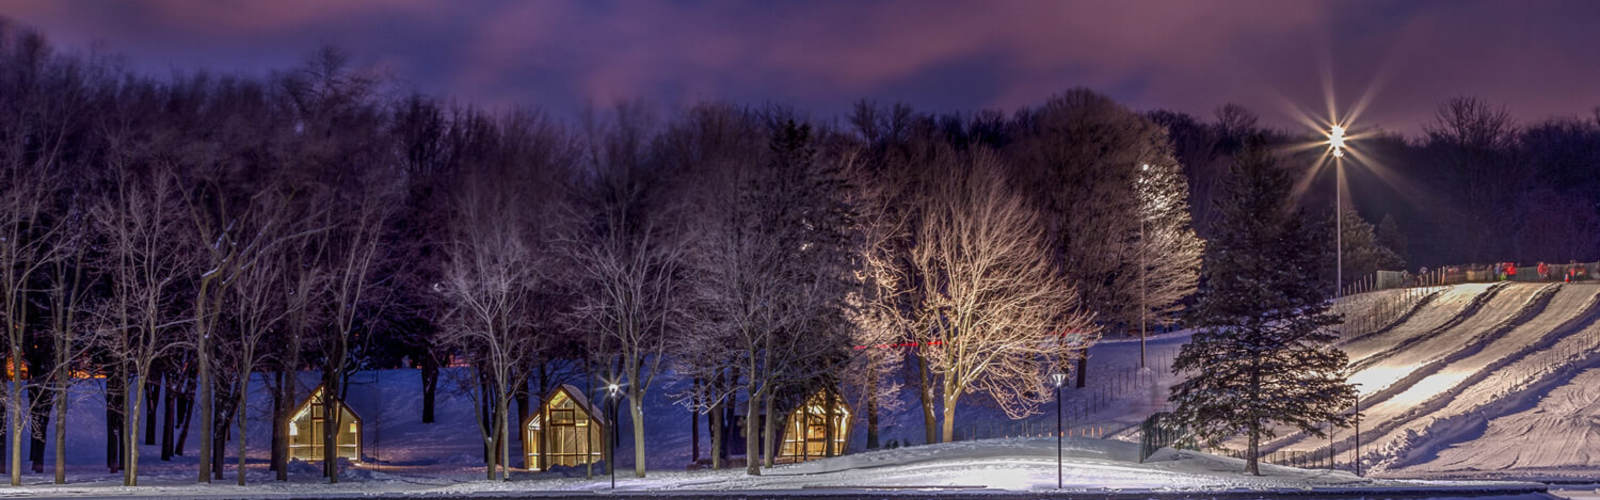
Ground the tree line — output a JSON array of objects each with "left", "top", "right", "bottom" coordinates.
[
  {"left": 15, "top": 14, "right": 1594, "bottom": 485},
  {"left": 0, "top": 23, "right": 1207, "bottom": 485}
]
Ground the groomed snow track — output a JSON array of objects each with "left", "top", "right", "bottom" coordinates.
[{"left": 1266, "top": 283, "right": 1600, "bottom": 479}]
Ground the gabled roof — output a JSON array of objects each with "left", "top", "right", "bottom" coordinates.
[
  {"left": 555, "top": 384, "right": 607, "bottom": 427},
  {"left": 291, "top": 383, "right": 363, "bottom": 424},
  {"left": 523, "top": 383, "right": 608, "bottom": 428}
]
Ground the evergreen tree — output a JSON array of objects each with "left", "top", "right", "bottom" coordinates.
[
  {"left": 1169, "top": 143, "right": 1358, "bottom": 475},
  {"left": 1337, "top": 209, "right": 1405, "bottom": 288}
]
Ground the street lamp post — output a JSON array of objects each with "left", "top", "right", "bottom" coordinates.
[
  {"left": 1051, "top": 371, "right": 1067, "bottom": 489},
  {"left": 607, "top": 383, "right": 619, "bottom": 489}
]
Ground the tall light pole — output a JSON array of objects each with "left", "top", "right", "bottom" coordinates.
[
  {"left": 1330, "top": 125, "right": 1347, "bottom": 299},
  {"left": 1051, "top": 371, "right": 1066, "bottom": 489},
  {"left": 607, "top": 383, "right": 619, "bottom": 489},
  {"left": 1138, "top": 163, "right": 1149, "bottom": 370}
]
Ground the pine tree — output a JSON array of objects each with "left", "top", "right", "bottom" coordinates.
[{"left": 1168, "top": 143, "right": 1358, "bottom": 475}]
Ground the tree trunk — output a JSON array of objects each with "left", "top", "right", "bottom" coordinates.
[
  {"left": 105, "top": 373, "right": 122, "bottom": 474},
  {"left": 917, "top": 354, "right": 937, "bottom": 445},
  {"left": 238, "top": 377, "right": 251, "bottom": 485},
  {"left": 175, "top": 372, "right": 196, "bottom": 456},
  {"left": 629, "top": 385, "right": 646, "bottom": 478},
  {"left": 723, "top": 387, "right": 737, "bottom": 460},
  {"left": 10, "top": 346, "right": 23, "bottom": 486},
  {"left": 743, "top": 385, "right": 761, "bottom": 476},
  {"left": 515, "top": 377, "right": 529, "bottom": 469},
  {"left": 1075, "top": 351, "right": 1088, "bottom": 389},
  {"left": 823, "top": 388, "right": 837, "bottom": 458},
  {"left": 479, "top": 377, "right": 493, "bottom": 465},
  {"left": 323, "top": 374, "right": 341, "bottom": 483},
  {"left": 420, "top": 356, "right": 438, "bottom": 424},
  {"left": 486, "top": 389, "right": 504, "bottom": 481},
  {"left": 690, "top": 380, "right": 700, "bottom": 464},
  {"left": 161, "top": 373, "right": 175, "bottom": 460},
  {"left": 196, "top": 279, "right": 213, "bottom": 484},
  {"left": 144, "top": 377, "right": 160, "bottom": 445},
  {"left": 585, "top": 366, "right": 594, "bottom": 479},
  {"left": 536, "top": 363, "right": 549, "bottom": 471},
  {"left": 709, "top": 398, "right": 723, "bottom": 470},
  {"left": 268, "top": 373, "right": 281, "bottom": 473},
  {"left": 866, "top": 369, "right": 880, "bottom": 450},
  {"left": 28, "top": 384, "right": 47, "bottom": 473},
  {"left": 53, "top": 369, "right": 67, "bottom": 483},
  {"left": 272, "top": 369, "right": 290, "bottom": 481},
  {"left": 1246, "top": 424, "right": 1260, "bottom": 476},
  {"left": 940, "top": 378, "right": 959, "bottom": 443},
  {"left": 761, "top": 391, "right": 775, "bottom": 468},
  {"left": 870, "top": 381, "right": 883, "bottom": 451},
  {"left": 126, "top": 372, "right": 142, "bottom": 486},
  {"left": 211, "top": 387, "right": 233, "bottom": 480}
]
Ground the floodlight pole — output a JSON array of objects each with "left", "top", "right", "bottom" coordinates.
[{"left": 1139, "top": 163, "right": 1149, "bottom": 370}]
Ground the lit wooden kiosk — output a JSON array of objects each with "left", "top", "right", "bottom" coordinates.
[
  {"left": 288, "top": 384, "right": 363, "bottom": 461},
  {"left": 524, "top": 384, "right": 607, "bottom": 470},
  {"left": 777, "top": 389, "right": 850, "bottom": 463}
]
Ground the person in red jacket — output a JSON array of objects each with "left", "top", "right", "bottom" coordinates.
[
  {"left": 1506, "top": 262, "right": 1517, "bottom": 281},
  {"left": 1538, "top": 262, "right": 1549, "bottom": 281}
]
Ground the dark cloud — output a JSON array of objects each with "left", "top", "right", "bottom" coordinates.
[{"left": 2, "top": 0, "right": 1597, "bottom": 135}]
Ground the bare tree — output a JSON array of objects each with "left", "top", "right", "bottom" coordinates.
[
  {"left": 693, "top": 118, "right": 858, "bottom": 475},
  {"left": 0, "top": 148, "right": 59, "bottom": 487},
  {"left": 93, "top": 152, "right": 192, "bottom": 486},
  {"left": 439, "top": 112, "right": 567, "bottom": 480},
  {"left": 563, "top": 104, "right": 695, "bottom": 478},
  {"left": 843, "top": 150, "right": 912, "bottom": 451},
  {"left": 277, "top": 46, "right": 396, "bottom": 483},
  {"left": 908, "top": 151, "right": 1094, "bottom": 442}
]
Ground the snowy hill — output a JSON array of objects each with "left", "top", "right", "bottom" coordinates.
[{"left": 1261, "top": 282, "right": 1600, "bottom": 480}]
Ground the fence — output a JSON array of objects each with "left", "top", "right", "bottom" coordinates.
[
  {"left": 1138, "top": 412, "right": 1185, "bottom": 462},
  {"left": 1333, "top": 285, "right": 1439, "bottom": 342},
  {"left": 1211, "top": 447, "right": 1336, "bottom": 469},
  {"left": 1343, "top": 260, "right": 1600, "bottom": 297}
]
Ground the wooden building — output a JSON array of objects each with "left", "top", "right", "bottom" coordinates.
[
  {"left": 523, "top": 384, "right": 607, "bottom": 470},
  {"left": 777, "top": 389, "right": 850, "bottom": 463},
  {"left": 288, "top": 384, "right": 363, "bottom": 461}
]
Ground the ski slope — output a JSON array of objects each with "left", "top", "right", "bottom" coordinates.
[
  {"left": 1346, "top": 283, "right": 1544, "bottom": 399},
  {"left": 1255, "top": 283, "right": 1600, "bottom": 479},
  {"left": 1340, "top": 283, "right": 1497, "bottom": 362}
]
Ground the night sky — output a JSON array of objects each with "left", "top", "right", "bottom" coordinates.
[{"left": 3, "top": 0, "right": 1598, "bottom": 135}]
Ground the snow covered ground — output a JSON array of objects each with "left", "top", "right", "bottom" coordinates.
[
  {"left": 0, "top": 435, "right": 1547, "bottom": 498},
  {"left": 10, "top": 285, "right": 1600, "bottom": 496}
]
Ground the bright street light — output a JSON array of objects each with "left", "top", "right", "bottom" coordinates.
[{"left": 1330, "top": 125, "right": 1347, "bottom": 158}]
